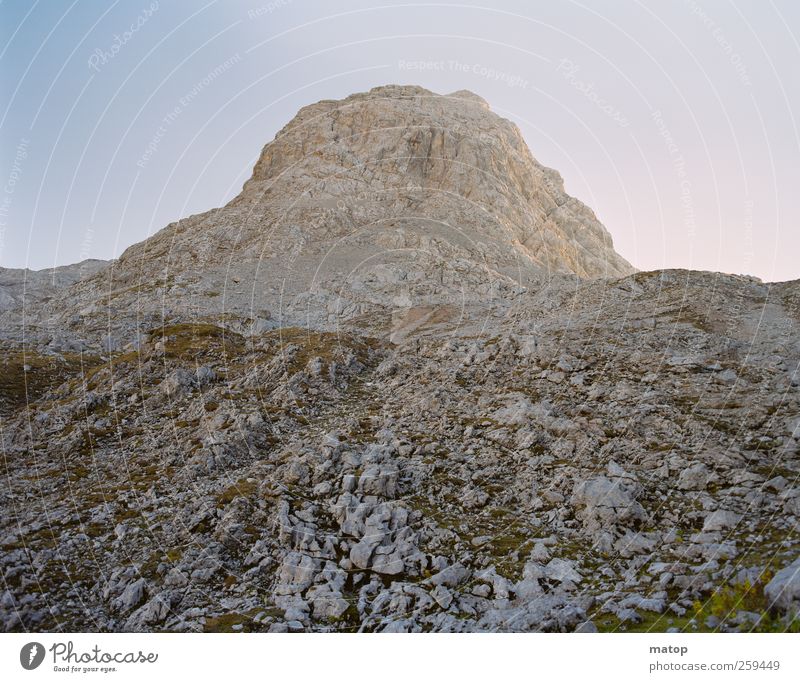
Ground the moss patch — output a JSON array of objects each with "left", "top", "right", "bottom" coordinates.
[
  {"left": 216, "top": 479, "right": 259, "bottom": 507},
  {"left": 154, "top": 322, "right": 244, "bottom": 360},
  {"left": 0, "top": 345, "right": 102, "bottom": 415}
]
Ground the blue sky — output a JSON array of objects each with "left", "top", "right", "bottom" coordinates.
[{"left": 1, "top": 0, "right": 798, "bottom": 281}]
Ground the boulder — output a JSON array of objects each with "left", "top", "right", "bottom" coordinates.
[
  {"left": 702, "top": 509, "right": 742, "bottom": 532},
  {"left": 765, "top": 557, "right": 800, "bottom": 614},
  {"left": 677, "top": 463, "right": 714, "bottom": 491},
  {"left": 570, "top": 476, "right": 646, "bottom": 532}
]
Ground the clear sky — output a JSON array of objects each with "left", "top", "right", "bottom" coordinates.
[{"left": 0, "top": 0, "right": 798, "bottom": 281}]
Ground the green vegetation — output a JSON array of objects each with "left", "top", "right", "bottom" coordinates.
[
  {"left": 216, "top": 479, "right": 259, "bottom": 507},
  {"left": 0, "top": 346, "right": 102, "bottom": 414},
  {"left": 154, "top": 322, "right": 244, "bottom": 359},
  {"left": 692, "top": 573, "right": 800, "bottom": 633},
  {"left": 202, "top": 608, "right": 266, "bottom": 633},
  {"left": 263, "top": 326, "right": 382, "bottom": 375},
  {"left": 596, "top": 571, "right": 800, "bottom": 633}
]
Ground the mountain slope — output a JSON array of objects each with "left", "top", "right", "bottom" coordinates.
[
  {"left": 9, "top": 85, "right": 633, "bottom": 350},
  {"left": 1, "top": 270, "right": 799, "bottom": 632},
  {"left": 0, "top": 259, "right": 107, "bottom": 312},
  {"left": 2, "top": 87, "right": 799, "bottom": 634}
]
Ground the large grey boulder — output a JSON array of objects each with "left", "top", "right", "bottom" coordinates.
[
  {"left": 702, "top": 509, "right": 742, "bottom": 532},
  {"left": 765, "top": 557, "right": 800, "bottom": 614},
  {"left": 570, "top": 475, "right": 646, "bottom": 532},
  {"left": 677, "top": 463, "right": 715, "bottom": 491},
  {"left": 114, "top": 578, "right": 147, "bottom": 614}
]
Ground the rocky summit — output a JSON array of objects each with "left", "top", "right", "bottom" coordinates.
[{"left": 1, "top": 85, "right": 799, "bottom": 633}]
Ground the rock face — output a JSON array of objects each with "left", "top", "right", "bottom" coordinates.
[
  {"left": 1, "top": 86, "right": 799, "bottom": 634},
  {"left": 235, "top": 84, "right": 634, "bottom": 280}
]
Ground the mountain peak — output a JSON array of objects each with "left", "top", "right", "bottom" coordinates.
[
  {"left": 7, "top": 85, "right": 635, "bottom": 341},
  {"left": 238, "top": 84, "right": 634, "bottom": 281}
]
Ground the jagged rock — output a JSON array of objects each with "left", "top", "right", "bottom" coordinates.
[
  {"left": 765, "top": 557, "right": 800, "bottom": 614},
  {"left": 358, "top": 463, "right": 399, "bottom": 498},
  {"left": 614, "top": 530, "right": 658, "bottom": 557},
  {"left": 195, "top": 366, "right": 216, "bottom": 386},
  {"left": 618, "top": 594, "right": 666, "bottom": 614},
  {"left": 544, "top": 558, "right": 582, "bottom": 584},
  {"left": 164, "top": 568, "right": 188, "bottom": 587},
  {"left": 348, "top": 503, "right": 425, "bottom": 576},
  {"left": 429, "top": 563, "right": 471, "bottom": 588},
  {"left": 479, "top": 595, "right": 587, "bottom": 632},
  {"left": 136, "top": 595, "right": 171, "bottom": 624},
  {"left": 275, "top": 552, "right": 320, "bottom": 595},
  {"left": 160, "top": 369, "right": 195, "bottom": 396},
  {"left": 307, "top": 585, "right": 350, "bottom": 621},
  {"left": 114, "top": 579, "right": 147, "bottom": 614},
  {"left": 702, "top": 509, "right": 742, "bottom": 532},
  {"left": 677, "top": 463, "right": 714, "bottom": 491},
  {"left": 431, "top": 585, "right": 453, "bottom": 609},
  {"left": 570, "top": 476, "right": 646, "bottom": 532},
  {"left": 529, "top": 542, "right": 551, "bottom": 563}
]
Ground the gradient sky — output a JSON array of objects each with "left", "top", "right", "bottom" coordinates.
[{"left": 0, "top": 0, "right": 798, "bottom": 282}]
